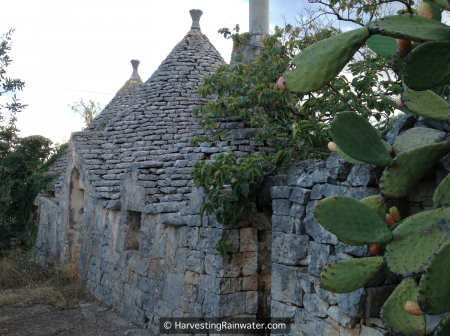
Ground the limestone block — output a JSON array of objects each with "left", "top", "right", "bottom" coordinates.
[
  {"left": 300, "top": 279, "right": 314, "bottom": 294},
  {"left": 272, "top": 232, "right": 309, "bottom": 265},
  {"left": 346, "top": 164, "right": 377, "bottom": 187},
  {"left": 271, "top": 186, "right": 293, "bottom": 199},
  {"left": 272, "top": 215, "right": 293, "bottom": 233},
  {"left": 186, "top": 250, "right": 205, "bottom": 274},
  {"left": 314, "top": 284, "right": 340, "bottom": 305},
  {"left": 290, "top": 187, "right": 311, "bottom": 204},
  {"left": 225, "top": 252, "right": 258, "bottom": 277},
  {"left": 303, "top": 293, "right": 329, "bottom": 318},
  {"left": 338, "top": 288, "right": 366, "bottom": 318},
  {"left": 239, "top": 227, "right": 257, "bottom": 252},
  {"left": 335, "top": 242, "right": 371, "bottom": 258},
  {"left": 246, "top": 291, "right": 258, "bottom": 314},
  {"left": 290, "top": 203, "right": 305, "bottom": 219},
  {"left": 327, "top": 306, "right": 356, "bottom": 328},
  {"left": 271, "top": 263, "right": 303, "bottom": 306},
  {"left": 307, "top": 242, "right": 331, "bottom": 276},
  {"left": 271, "top": 300, "right": 297, "bottom": 319},
  {"left": 242, "top": 276, "right": 258, "bottom": 291},
  {"left": 184, "top": 271, "right": 199, "bottom": 286},
  {"left": 273, "top": 199, "right": 292, "bottom": 216},
  {"left": 326, "top": 152, "right": 352, "bottom": 181}
]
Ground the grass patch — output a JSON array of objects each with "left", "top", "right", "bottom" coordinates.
[{"left": 0, "top": 249, "right": 93, "bottom": 308}]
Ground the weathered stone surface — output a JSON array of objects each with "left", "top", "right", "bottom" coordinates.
[
  {"left": 303, "top": 293, "right": 329, "bottom": 317},
  {"left": 384, "top": 114, "right": 416, "bottom": 145},
  {"left": 327, "top": 305, "right": 356, "bottom": 328},
  {"left": 271, "top": 186, "right": 292, "bottom": 199},
  {"left": 338, "top": 288, "right": 366, "bottom": 318},
  {"left": 271, "top": 263, "right": 303, "bottom": 306},
  {"left": 289, "top": 187, "right": 311, "bottom": 204},
  {"left": 272, "top": 215, "right": 293, "bottom": 233},
  {"left": 272, "top": 232, "right": 309, "bottom": 265},
  {"left": 314, "top": 284, "right": 340, "bottom": 305},
  {"left": 310, "top": 184, "right": 377, "bottom": 200},
  {"left": 273, "top": 199, "right": 291, "bottom": 216},
  {"left": 345, "top": 164, "right": 377, "bottom": 187},
  {"left": 304, "top": 202, "right": 339, "bottom": 245},
  {"left": 307, "top": 241, "right": 330, "bottom": 276},
  {"left": 335, "top": 242, "right": 371, "bottom": 258}
]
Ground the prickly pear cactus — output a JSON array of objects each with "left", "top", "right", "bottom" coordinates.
[{"left": 278, "top": 10, "right": 450, "bottom": 335}]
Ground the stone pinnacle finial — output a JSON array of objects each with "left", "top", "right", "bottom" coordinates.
[
  {"left": 130, "top": 59, "right": 140, "bottom": 79},
  {"left": 190, "top": 9, "right": 203, "bottom": 30}
]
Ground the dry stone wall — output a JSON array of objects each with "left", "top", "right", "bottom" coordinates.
[{"left": 269, "top": 114, "right": 450, "bottom": 336}]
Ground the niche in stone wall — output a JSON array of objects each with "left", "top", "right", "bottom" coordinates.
[
  {"left": 66, "top": 167, "right": 84, "bottom": 272},
  {"left": 124, "top": 211, "right": 141, "bottom": 251}
]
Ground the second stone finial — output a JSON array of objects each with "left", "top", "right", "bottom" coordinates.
[{"left": 190, "top": 9, "right": 203, "bottom": 30}]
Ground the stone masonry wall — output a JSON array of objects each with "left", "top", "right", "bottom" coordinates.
[{"left": 270, "top": 144, "right": 450, "bottom": 336}]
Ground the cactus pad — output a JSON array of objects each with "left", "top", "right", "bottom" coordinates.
[
  {"left": 385, "top": 208, "right": 450, "bottom": 276},
  {"left": 336, "top": 145, "right": 364, "bottom": 165},
  {"left": 401, "top": 87, "right": 449, "bottom": 121},
  {"left": 361, "top": 195, "right": 387, "bottom": 220},
  {"left": 368, "top": 14, "right": 450, "bottom": 42},
  {"left": 330, "top": 112, "right": 394, "bottom": 167},
  {"left": 314, "top": 196, "right": 392, "bottom": 244},
  {"left": 392, "top": 128, "right": 446, "bottom": 155},
  {"left": 381, "top": 278, "right": 426, "bottom": 336},
  {"left": 417, "top": 241, "right": 450, "bottom": 314},
  {"left": 434, "top": 173, "right": 450, "bottom": 208},
  {"left": 403, "top": 41, "right": 450, "bottom": 91},
  {"left": 320, "top": 257, "right": 385, "bottom": 293},
  {"left": 434, "top": 313, "right": 450, "bottom": 336},
  {"left": 365, "top": 21, "right": 398, "bottom": 57},
  {"left": 380, "top": 142, "right": 450, "bottom": 198},
  {"left": 283, "top": 28, "right": 370, "bottom": 94}
]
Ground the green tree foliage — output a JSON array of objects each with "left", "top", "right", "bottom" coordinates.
[
  {"left": 68, "top": 98, "right": 102, "bottom": 129},
  {"left": 0, "top": 29, "right": 27, "bottom": 122},
  {"left": 0, "top": 30, "right": 65, "bottom": 249},
  {"left": 190, "top": 8, "right": 403, "bottom": 223}
]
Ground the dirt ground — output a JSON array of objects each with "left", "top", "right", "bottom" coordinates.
[{"left": 0, "top": 300, "right": 153, "bottom": 336}]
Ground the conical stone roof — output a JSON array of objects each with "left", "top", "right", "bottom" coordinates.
[
  {"left": 81, "top": 10, "right": 270, "bottom": 220},
  {"left": 88, "top": 60, "right": 143, "bottom": 131}
]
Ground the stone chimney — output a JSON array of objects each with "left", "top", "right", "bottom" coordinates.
[{"left": 230, "top": 0, "right": 270, "bottom": 65}]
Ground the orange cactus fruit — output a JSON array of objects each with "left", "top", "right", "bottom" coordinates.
[
  {"left": 418, "top": 2, "right": 434, "bottom": 19},
  {"left": 385, "top": 214, "right": 396, "bottom": 226},
  {"left": 278, "top": 76, "right": 287, "bottom": 91},
  {"left": 404, "top": 301, "right": 424, "bottom": 316},
  {"left": 396, "top": 98, "right": 405, "bottom": 107},
  {"left": 390, "top": 206, "right": 401, "bottom": 222},
  {"left": 396, "top": 39, "right": 412, "bottom": 53},
  {"left": 328, "top": 142, "right": 337, "bottom": 152},
  {"left": 370, "top": 244, "right": 382, "bottom": 255}
]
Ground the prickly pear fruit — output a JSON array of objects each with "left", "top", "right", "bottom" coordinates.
[
  {"left": 404, "top": 301, "right": 423, "bottom": 315},
  {"left": 385, "top": 214, "right": 396, "bottom": 226},
  {"left": 390, "top": 207, "right": 401, "bottom": 222},
  {"left": 418, "top": 2, "right": 434, "bottom": 19},
  {"left": 277, "top": 77, "right": 287, "bottom": 91},
  {"left": 328, "top": 142, "right": 337, "bottom": 152},
  {"left": 396, "top": 97, "right": 404, "bottom": 107},
  {"left": 370, "top": 244, "right": 382, "bottom": 255},
  {"left": 397, "top": 39, "right": 412, "bottom": 53}
]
